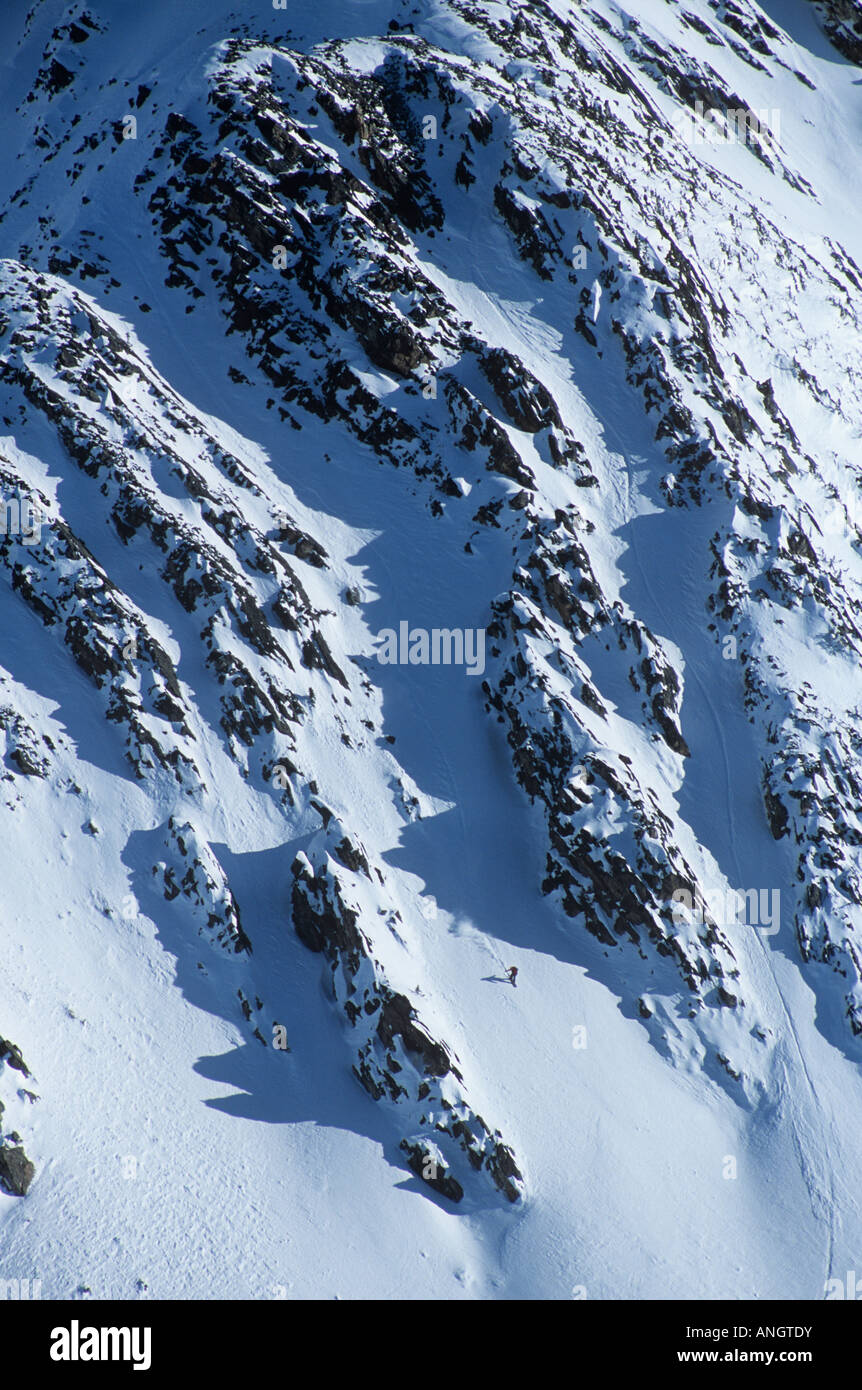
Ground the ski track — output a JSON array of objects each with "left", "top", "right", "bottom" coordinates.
[{"left": 618, "top": 438, "right": 840, "bottom": 1295}]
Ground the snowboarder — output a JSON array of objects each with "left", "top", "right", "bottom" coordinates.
[{"left": 506, "top": 966, "right": 518, "bottom": 987}]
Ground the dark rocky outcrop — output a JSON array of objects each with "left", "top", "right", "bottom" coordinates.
[
  {"left": 0, "top": 1145, "right": 35, "bottom": 1197},
  {"left": 291, "top": 834, "right": 523, "bottom": 1202}
]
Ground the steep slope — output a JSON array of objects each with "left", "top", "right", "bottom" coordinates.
[{"left": 0, "top": 0, "right": 861, "bottom": 1299}]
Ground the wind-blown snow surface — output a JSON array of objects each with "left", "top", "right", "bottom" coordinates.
[{"left": 0, "top": 0, "right": 861, "bottom": 1299}]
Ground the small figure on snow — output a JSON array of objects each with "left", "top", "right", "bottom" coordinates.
[{"left": 506, "top": 966, "right": 518, "bottom": 987}]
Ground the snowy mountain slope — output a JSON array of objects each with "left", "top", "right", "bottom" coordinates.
[{"left": 0, "top": 0, "right": 861, "bottom": 1299}]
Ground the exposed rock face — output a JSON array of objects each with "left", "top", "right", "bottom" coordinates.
[
  {"left": 291, "top": 833, "right": 524, "bottom": 1203},
  {"left": 0, "top": 1145, "right": 35, "bottom": 1197},
  {"left": 158, "top": 817, "right": 252, "bottom": 955},
  {"left": 810, "top": 0, "right": 862, "bottom": 62},
  {"left": 0, "top": 1038, "right": 29, "bottom": 1077},
  {"left": 0, "top": 1036, "right": 35, "bottom": 1195}
]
